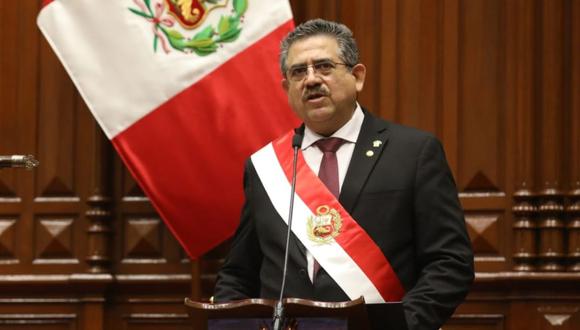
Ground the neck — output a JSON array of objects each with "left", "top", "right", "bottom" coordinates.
[{"left": 310, "top": 106, "right": 356, "bottom": 136}]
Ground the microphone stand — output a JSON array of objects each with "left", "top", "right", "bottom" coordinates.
[
  {"left": 272, "top": 133, "right": 302, "bottom": 330},
  {"left": 0, "top": 155, "right": 39, "bottom": 170}
]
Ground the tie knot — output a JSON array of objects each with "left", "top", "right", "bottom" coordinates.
[{"left": 315, "top": 137, "right": 345, "bottom": 153}]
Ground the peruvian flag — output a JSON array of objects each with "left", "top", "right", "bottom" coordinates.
[{"left": 37, "top": 0, "right": 299, "bottom": 258}]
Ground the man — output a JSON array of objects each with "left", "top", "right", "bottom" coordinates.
[{"left": 214, "top": 19, "right": 474, "bottom": 330}]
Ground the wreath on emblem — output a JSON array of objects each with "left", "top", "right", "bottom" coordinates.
[{"left": 129, "top": 0, "right": 248, "bottom": 55}]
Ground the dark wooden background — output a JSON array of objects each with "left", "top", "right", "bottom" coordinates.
[{"left": 1, "top": 0, "right": 579, "bottom": 329}]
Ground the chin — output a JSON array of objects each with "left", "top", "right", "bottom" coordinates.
[{"left": 306, "top": 106, "right": 334, "bottom": 121}]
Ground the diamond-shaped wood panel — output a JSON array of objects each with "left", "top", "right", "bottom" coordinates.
[
  {"left": 538, "top": 306, "right": 580, "bottom": 330},
  {"left": 35, "top": 218, "right": 74, "bottom": 258},
  {"left": 465, "top": 213, "right": 501, "bottom": 254},
  {"left": 124, "top": 218, "right": 162, "bottom": 258},
  {"left": 0, "top": 219, "right": 16, "bottom": 258},
  {"left": 0, "top": 178, "right": 16, "bottom": 197},
  {"left": 39, "top": 177, "right": 75, "bottom": 197},
  {"left": 464, "top": 170, "right": 500, "bottom": 192}
]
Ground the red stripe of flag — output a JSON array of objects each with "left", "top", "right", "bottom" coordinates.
[
  {"left": 41, "top": 0, "right": 53, "bottom": 8},
  {"left": 113, "top": 20, "right": 299, "bottom": 258}
]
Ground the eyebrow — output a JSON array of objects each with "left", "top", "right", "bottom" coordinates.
[{"left": 288, "top": 58, "right": 334, "bottom": 69}]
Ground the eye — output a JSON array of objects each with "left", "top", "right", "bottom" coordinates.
[
  {"left": 289, "top": 66, "right": 307, "bottom": 78},
  {"left": 314, "top": 61, "right": 335, "bottom": 73}
]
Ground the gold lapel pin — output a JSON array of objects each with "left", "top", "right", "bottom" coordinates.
[
  {"left": 372, "top": 140, "right": 382, "bottom": 148},
  {"left": 366, "top": 150, "right": 374, "bottom": 157}
]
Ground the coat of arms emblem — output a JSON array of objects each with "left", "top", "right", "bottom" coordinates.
[
  {"left": 129, "top": 0, "right": 248, "bottom": 55},
  {"left": 307, "top": 205, "right": 342, "bottom": 244},
  {"left": 166, "top": 0, "right": 228, "bottom": 29}
]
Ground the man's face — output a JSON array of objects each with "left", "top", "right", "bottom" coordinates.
[{"left": 282, "top": 35, "right": 366, "bottom": 136}]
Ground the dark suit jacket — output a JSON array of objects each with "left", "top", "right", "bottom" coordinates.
[{"left": 214, "top": 110, "right": 474, "bottom": 330}]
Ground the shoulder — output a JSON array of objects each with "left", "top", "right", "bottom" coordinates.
[
  {"left": 363, "top": 110, "right": 439, "bottom": 151},
  {"left": 386, "top": 120, "right": 434, "bottom": 142}
]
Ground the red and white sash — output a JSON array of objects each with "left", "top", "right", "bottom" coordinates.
[{"left": 251, "top": 130, "right": 404, "bottom": 303}]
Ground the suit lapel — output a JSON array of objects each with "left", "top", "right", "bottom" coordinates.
[{"left": 339, "top": 111, "right": 390, "bottom": 212}]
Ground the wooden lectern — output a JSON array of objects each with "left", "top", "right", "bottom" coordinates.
[{"left": 184, "top": 297, "right": 407, "bottom": 330}]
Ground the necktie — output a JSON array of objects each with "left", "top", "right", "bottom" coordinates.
[
  {"left": 312, "top": 137, "right": 345, "bottom": 281},
  {"left": 315, "top": 138, "right": 346, "bottom": 197}
]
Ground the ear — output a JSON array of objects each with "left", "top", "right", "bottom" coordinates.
[
  {"left": 351, "top": 63, "right": 366, "bottom": 92},
  {"left": 282, "top": 78, "right": 289, "bottom": 93}
]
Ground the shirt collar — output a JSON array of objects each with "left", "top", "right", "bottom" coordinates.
[{"left": 302, "top": 103, "right": 364, "bottom": 150}]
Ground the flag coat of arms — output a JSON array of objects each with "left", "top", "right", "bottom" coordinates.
[{"left": 37, "top": 0, "right": 299, "bottom": 258}]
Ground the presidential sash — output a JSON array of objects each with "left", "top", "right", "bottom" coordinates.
[{"left": 251, "top": 130, "right": 405, "bottom": 303}]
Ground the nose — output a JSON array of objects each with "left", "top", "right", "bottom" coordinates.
[{"left": 304, "top": 66, "right": 322, "bottom": 86}]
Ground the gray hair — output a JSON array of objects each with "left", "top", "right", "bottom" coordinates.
[{"left": 279, "top": 19, "right": 360, "bottom": 75}]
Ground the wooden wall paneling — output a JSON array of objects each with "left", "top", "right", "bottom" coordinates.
[
  {"left": 336, "top": 1, "right": 355, "bottom": 30},
  {"left": 36, "top": 39, "right": 76, "bottom": 201},
  {"left": 0, "top": 315, "right": 77, "bottom": 330},
  {"left": 568, "top": 0, "right": 580, "bottom": 272},
  {"left": 535, "top": 304, "right": 580, "bottom": 330},
  {"left": 0, "top": 298, "right": 81, "bottom": 330},
  {"left": 0, "top": 0, "right": 39, "bottom": 272},
  {"left": 74, "top": 98, "right": 112, "bottom": 330},
  {"left": 378, "top": 0, "right": 398, "bottom": 122},
  {"left": 33, "top": 39, "right": 99, "bottom": 274},
  {"left": 14, "top": 0, "right": 40, "bottom": 213},
  {"left": 569, "top": 193, "right": 580, "bottom": 272},
  {"left": 420, "top": 0, "right": 442, "bottom": 136},
  {"left": 510, "top": 0, "right": 538, "bottom": 272},
  {"left": 510, "top": 302, "right": 543, "bottom": 330},
  {"left": 106, "top": 292, "right": 190, "bottom": 330},
  {"left": 350, "top": 0, "right": 381, "bottom": 114},
  {"left": 33, "top": 19, "right": 86, "bottom": 275},
  {"left": 80, "top": 299, "right": 103, "bottom": 330},
  {"left": 77, "top": 98, "right": 113, "bottom": 275},
  {"left": 457, "top": 0, "right": 509, "bottom": 272},
  {"left": 0, "top": 0, "right": 20, "bottom": 267},
  {"left": 397, "top": 0, "right": 421, "bottom": 128},
  {"left": 446, "top": 314, "right": 505, "bottom": 330},
  {"left": 511, "top": 302, "right": 580, "bottom": 330},
  {"left": 446, "top": 316, "right": 505, "bottom": 330},
  {"left": 112, "top": 153, "right": 190, "bottom": 276},
  {"left": 458, "top": 0, "right": 506, "bottom": 195},
  {"left": 396, "top": 0, "right": 441, "bottom": 134},
  {"left": 450, "top": 284, "right": 508, "bottom": 330},
  {"left": 0, "top": 0, "right": 23, "bottom": 174},
  {"left": 288, "top": 0, "right": 340, "bottom": 24},
  {"left": 109, "top": 153, "right": 191, "bottom": 327},
  {"left": 536, "top": 0, "right": 566, "bottom": 272},
  {"left": 441, "top": 0, "right": 460, "bottom": 176}
]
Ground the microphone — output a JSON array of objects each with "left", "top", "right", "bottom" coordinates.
[
  {"left": 0, "top": 155, "right": 39, "bottom": 170},
  {"left": 272, "top": 130, "right": 304, "bottom": 330}
]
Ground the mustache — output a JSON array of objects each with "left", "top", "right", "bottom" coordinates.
[{"left": 302, "top": 85, "right": 329, "bottom": 101}]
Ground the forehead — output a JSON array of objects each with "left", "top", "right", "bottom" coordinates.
[{"left": 286, "top": 34, "right": 340, "bottom": 66}]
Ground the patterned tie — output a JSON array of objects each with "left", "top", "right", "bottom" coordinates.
[{"left": 312, "top": 137, "right": 346, "bottom": 281}]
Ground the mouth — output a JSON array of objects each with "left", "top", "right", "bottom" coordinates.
[{"left": 303, "top": 90, "right": 328, "bottom": 103}]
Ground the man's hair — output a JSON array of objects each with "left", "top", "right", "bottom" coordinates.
[{"left": 279, "top": 19, "right": 360, "bottom": 75}]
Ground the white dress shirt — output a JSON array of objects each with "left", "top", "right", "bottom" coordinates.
[{"left": 300, "top": 104, "right": 364, "bottom": 282}]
